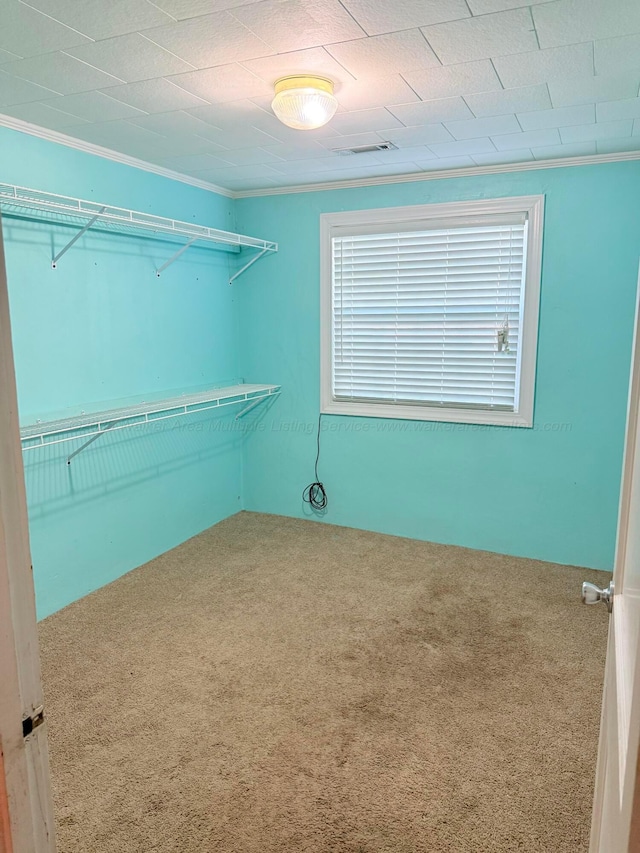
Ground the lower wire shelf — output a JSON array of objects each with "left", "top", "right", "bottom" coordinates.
[{"left": 20, "top": 383, "right": 281, "bottom": 463}]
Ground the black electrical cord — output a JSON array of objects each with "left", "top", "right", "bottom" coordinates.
[{"left": 303, "top": 413, "right": 327, "bottom": 510}]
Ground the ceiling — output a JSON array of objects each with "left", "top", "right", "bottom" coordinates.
[{"left": 0, "top": 0, "right": 639, "bottom": 194}]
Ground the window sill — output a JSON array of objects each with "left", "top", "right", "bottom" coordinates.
[{"left": 321, "top": 398, "right": 533, "bottom": 428}]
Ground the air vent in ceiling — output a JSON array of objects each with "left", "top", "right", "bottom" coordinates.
[{"left": 332, "top": 141, "right": 399, "bottom": 156}]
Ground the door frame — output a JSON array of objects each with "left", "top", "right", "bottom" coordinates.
[{"left": 0, "top": 217, "right": 55, "bottom": 852}]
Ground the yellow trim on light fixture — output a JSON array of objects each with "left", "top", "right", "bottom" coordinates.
[{"left": 273, "top": 76, "right": 335, "bottom": 97}]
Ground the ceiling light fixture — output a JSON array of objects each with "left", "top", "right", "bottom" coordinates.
[{"left": 271, "top": 76, "right": 338, "bottom": 130}]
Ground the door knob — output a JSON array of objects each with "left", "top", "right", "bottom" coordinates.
[{"left": 581, "top": 581, "right": 614, "bottom": 613}]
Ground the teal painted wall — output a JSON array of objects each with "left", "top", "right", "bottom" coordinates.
[
  {"left": 0, "top": 127, "right": 243, "bottom": 618},
  {"left": 236, "top": 162, "right": 640, "bottom": 570}
]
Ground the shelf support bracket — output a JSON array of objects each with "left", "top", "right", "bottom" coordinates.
[
  {"left": 156, "top": 237, "right": 198, "bottom": 276},
  {"left": 52, "top": 206, "right": 107, "bottom": 269},
  {"left": 235, "top": 397, "right": 265, "bottom": 420},
  {"left": 67, "top": 421, "right": 115, "bottom": 465},
  {"left": 229, "top": 247, "right": 270, "bottom": 285}
]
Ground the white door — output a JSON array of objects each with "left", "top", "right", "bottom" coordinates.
[
  {"left": 0, "top": 217, "right": 56, "bottom": 851},
  {"left": 588, "top": 267, "right": 640, "bottom": 853}
]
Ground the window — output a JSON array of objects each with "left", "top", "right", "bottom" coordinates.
[{"left": 320, "top": 196, "right": 543, "bottom": 427}]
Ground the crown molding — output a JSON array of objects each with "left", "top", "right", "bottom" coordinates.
[
  {"left": 0, "top": 113, "right": 234, "bottom": 199},
  {"left": 233, "top": 150, "right": 640, "bottom": 198}
]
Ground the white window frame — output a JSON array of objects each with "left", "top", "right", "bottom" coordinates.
[{"left": 320, "top": 195, "right": 544, "bottom": 428}]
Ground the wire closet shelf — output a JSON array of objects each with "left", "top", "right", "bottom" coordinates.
[
  {"left": 0, "top": 183, "right": 278, "bottom": 282},
  {"left": 20, "top": 383, "right": 281, "bottom": 464}
]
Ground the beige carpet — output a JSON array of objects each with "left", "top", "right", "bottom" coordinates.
[{"left": 38, "top": 512, "right": 610, "bottom": 853}]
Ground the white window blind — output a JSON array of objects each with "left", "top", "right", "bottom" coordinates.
[{"left": 331, "top": 214, "right": 528, "bottom": 413}]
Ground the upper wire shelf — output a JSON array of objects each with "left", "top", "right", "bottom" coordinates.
[{"left": 0, "top": 183, "right": 277, "bottom": 282}]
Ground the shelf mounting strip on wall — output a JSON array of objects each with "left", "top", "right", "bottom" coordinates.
[
  {"left": 20, "top": 383, "right": 281, "bottom": 464},
  {"left": 0, "top": 184, "right": 277, "bottom": 283}
]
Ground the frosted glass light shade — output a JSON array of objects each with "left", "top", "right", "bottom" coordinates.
[{"left": 271, "top": 76, "right": 338, "bottom": 130}]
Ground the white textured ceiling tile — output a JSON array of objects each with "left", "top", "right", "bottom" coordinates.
[
  {"left": 319, "top": 131, "right": 383, "bottom": 149},
  {"left": 66, "top": 34, "right": 195, "bottom": 84},
  {"left": 384, "top": 124, "right": 454, "bottom": 146},
  {"left": 548, "top": 74, "right": 640, "bottom": 108},
  {"left": 0, "top": 71, "right": 57, "bottom": 106},
  {"left": 4, "top": 54, "right": 123, "bottom": 96},
  {"left": 269, "top": 157, "right": 345, "bottom": 174},
  {"left": 422, "top": 8, "right": 538, "bottom": 66},
  {"left": 326, "top": 30, "right": 439, "bottom": 78},
  {"left": 152, "top": 0, "right": 260, "bottom": 18},
  {"left": 216, "top": 146, "right": 284, "bottom": 165},
  {"left": 191, "top": 164, "right": 281, "bottom": 180},
  {"left": 371, "top": 145, "right": 437, "bottom": 164},
  {"left": 0, "top": 3, "right": 91, "bottom": 58},
  {"left": 339, "top": 162, "right": 430, "bottom": 179},
  {"left": 596, "top": 137, "right": 640, "bottom": 154},
  {"left": 388, "top": 97, "right": 473, "bottom": 125},
  {"left": 467, "top": 0, "right": 550, "bottom": 12},
  {"left": 330, "top": 108, "right": 405, "bottom": 135},
  {"left": 128, "top": 111, "right": 224, "bottom": 139},
  {"left": 0, "top": 100, "right": 89, "bottom": 129},
  {"left": 597, "top": 98, "right": 640, "bottom": 122},
  {"left": 144, "top": 13, "right": 273, "bottom": 68},
  {"left": 595, "top": 35, "right": 640, "bottom": 77},
  {"left": 194, "top": 125, "right": 280, "bottom": 148},
  {"left": 533, "top": 0, "right": 640, "bottom": 50},
  {"left": 261, "top": 141, "right": 335, "bottom": 160},
  {"left": 493, "top": 43, "right": 594, "bottom": 90},
  {"left": 241, "top": 47, "right": 354, "bottom": 85},
  {"left": 231, "top": 0, "right": 365, "bottom": 53},
  {"left": 148, "top": 133, "right": 230, "bottom": 156},
  {"left": 319, "top": 151, "right": 384, "bottom": 169},
  {"left": 531, "top": 141, "right": 596, "bottom": 159},
  {"left": 492, "top": 128, "right": 561, "bottom": 150},
  {"left": 188, "top": 99, "right": 271, "bottom": 127},
  {"left": 42, "top": 92, "right": 146, "bottom": 123},
  {"left": 288, "top": 153, "right": 385, "bottom": 172},
  {"left": 464, "top": 85, "right": 551, "bottom": 118},
  {"left": 428, "top": 137, "right": 496, "bottom": 157},
  {"left": 23, "top": 0, "right": 174, "bottom": 39},
  {"left": 153, "top": 152, "right": 235, "bottom": 171},
  {"left": 517, "top": 104, "right": 595, "bottom": 131},
  {"left": 168, "top": 65, "right": 272, "bottom": 104},
  {"left": 420, "top": 155, "right": 476, "bottom": 169},
  {"left": 336, "top": 74, "right": 420, "bottom": 110},
  {"left": 0, "top": 49, "right": 20, "bottom": 64},
  {"left": 404, "top": 60, "right": 502, "bottom": 101},
  {"left": 62, "top": 120, "right": 175, "bottom": 156},
  {"left": 260, "top": 171, "right": 319, "bottom": 185},
  {"left": 338, "top": 0, "right": 469, "bottom": 37},
  {"left": 321, "top": 163, "right": 422, "bottom": 180},
  {"left": 626, "top": 118, "right": 640, "bottom": 136},
  {"left": 444, "top": 114, "right": 520, "bottom": 140},
  {"left": 559, "top": 120, "right": 633, "bottom": 143},
  {"left": 471, "top": 149, "right": 534, "bottom": 165},
  {"left": 101, "top": 79, "right": 210, "bottom": 113}
]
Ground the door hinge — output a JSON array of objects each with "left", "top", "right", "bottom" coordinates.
[{"left": 22, "top": 706, "right": 45, "bottom": 738}]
